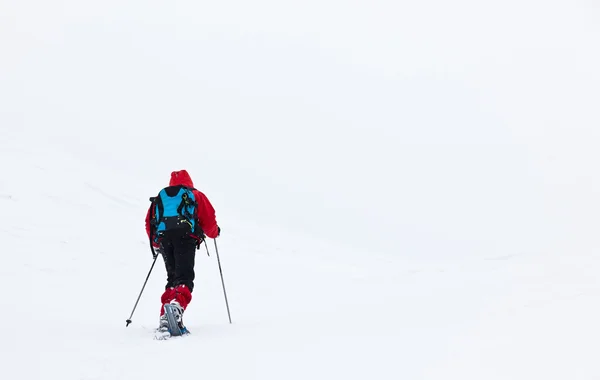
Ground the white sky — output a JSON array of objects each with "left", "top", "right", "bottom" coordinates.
[{"left": 2, "top": 0, "right": 599, "bottom": 257}]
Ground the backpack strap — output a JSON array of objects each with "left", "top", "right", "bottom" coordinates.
[
  {"left": 180, "top": 187, "right": 205, "bottom": 244},
  {"left": 149, "top": 195, "right": 164, "bottom": 224},
  {"left": 148, "top": 195, "right": 163, "bottom": 243},
  {"left": 176, "top": 188, "right": 197, "bottom": 219}
]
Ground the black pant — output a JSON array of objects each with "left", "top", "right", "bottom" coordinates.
[{"left": 160, "top": 236, "right": 197, "bottom": 292}]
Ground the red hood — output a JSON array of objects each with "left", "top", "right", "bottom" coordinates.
[{"left": 169, "top": 170, "right": 195, "bottom": 188}]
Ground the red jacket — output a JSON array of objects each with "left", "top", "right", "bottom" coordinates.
[{"left": 145, "top": 170, "right": 219, "bottom": 240}]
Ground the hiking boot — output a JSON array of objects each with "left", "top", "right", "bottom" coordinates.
[
  {"left": 169, "top": 300, "right": 189, "bottom": 334},
  {"left": 158, "top": 313, "right": 169, "bottom": 331},
  {"left": 154, "top": 313, "right": 171, "bottom": 340},
  {"left": 169, "top": 300, "right": 183, "bottom": 323}
]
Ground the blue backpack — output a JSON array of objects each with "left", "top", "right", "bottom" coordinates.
[{"left": 150, "top": 185, "right": 199, "bottom": 240}]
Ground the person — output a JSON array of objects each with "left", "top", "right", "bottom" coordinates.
[{"left": 145, "top": 169, "right": 220, "bottom": 336}]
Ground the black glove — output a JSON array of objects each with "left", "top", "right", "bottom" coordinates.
[{"left": 152, "top": 243, "right": 164, "bottom": 259}]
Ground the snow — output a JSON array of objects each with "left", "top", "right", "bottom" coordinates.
[{"left": 1, "top": 0, "right": 600, "bottom": 379}]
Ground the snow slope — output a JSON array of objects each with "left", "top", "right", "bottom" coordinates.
[{"left": 2, "top": 1, "right": 600, "bottom": 379}]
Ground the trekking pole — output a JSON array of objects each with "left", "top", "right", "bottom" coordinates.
[
  {"left": 126, "top": 237, "right": 159, "bottom": 327},
  {"left": 213, "top": 239, "right": 232, "bottom": 324}
]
